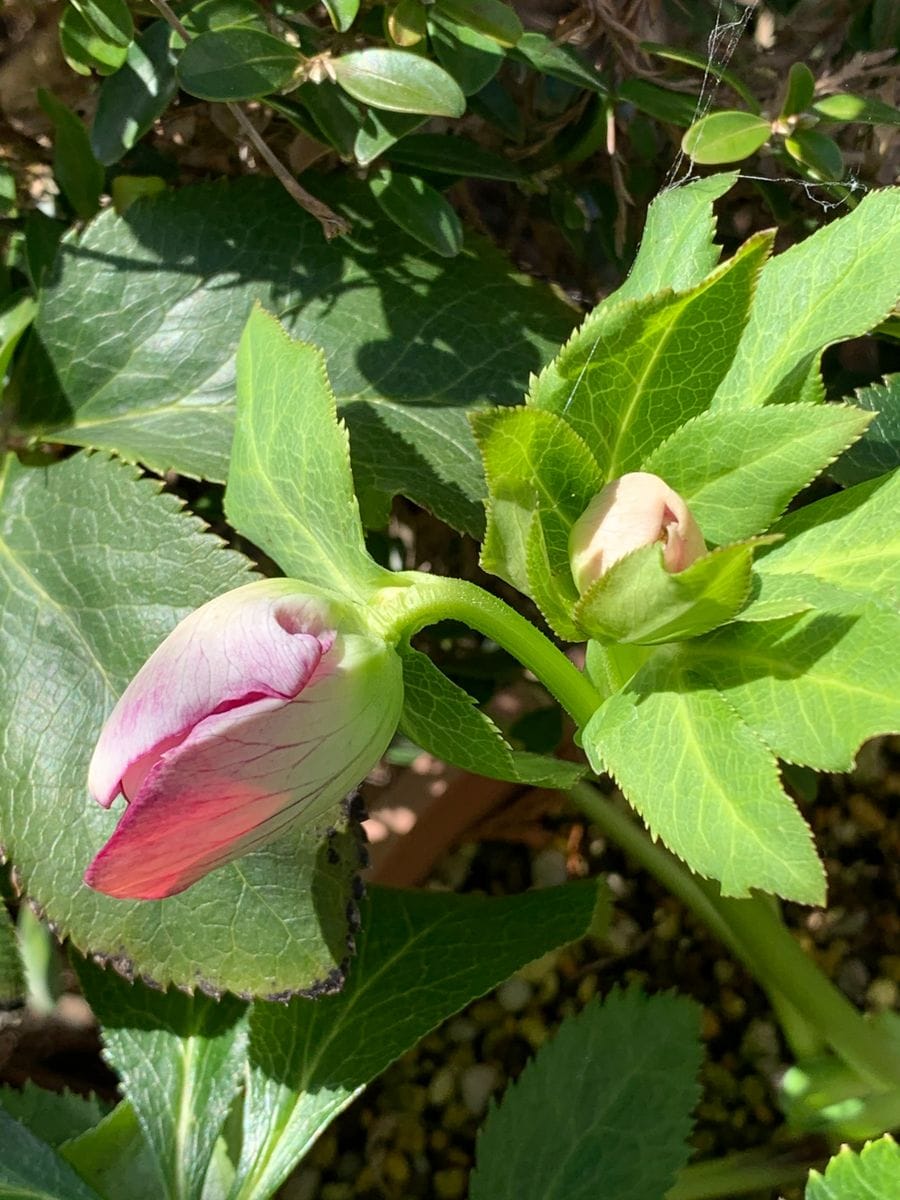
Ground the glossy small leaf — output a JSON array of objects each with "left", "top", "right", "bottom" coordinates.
[
  {"left": 90, "top": 21, "right": 178, "bottom": 165},
  {"left": 386, "top": 132, "right": 523, "bottom": 180},
  {"left": 177, "top": 28, "right": 301, "bottom": 100},
  {"left": 180, "top": 0, "right": 267, "bottom": 36},
  {"left": 332, "top": 48, "right": 465, "bottom": 117},
  {"left": 643, "top": 40, "right": 759, "bottom": 112},
  {"left": 436, "top": 0, "right": 523, "bottom": 47},
  {"left": 369, "top": 169, "right": 463, "bottom": 256},
  {"left": 322, "top": 0, "right": 359, "bottom": 32},
  {"left": 59, "top": 4, "right": 129, "bottom": 75},
  {"left": 354, "top": 108, "right": 425, "bottom": 164},
  {"left": 37, "top": 90, "right": 104, "bottom": 220},
  {"left": 781, "top": 62, "right": 815, "bottom": 117},
  {"left": 388, "top": 0, "right": 427, "bottom": 46},
  {"left": 617, "top": 78, "right": 697, "bottom": 127},
  {"left": 294, "top": 80, "right": 362, "bottom": 158},
  {"left": 682, "top": 110, "right": 771, "bottom": 164},
  {"left": 428, "top": 11, "right": 504, "bottom": 96},
  {"left": 512, "top": 31, "right": 605, "bottom": 93},
  {"left": 69, "top": 0, "right": 133, "bottom": 48},
  {"left": 785, "top": 128, "right": 844, "bottom": 180},
  {"left": 812, "top": 93, "right": 900, "bottom": 126}
]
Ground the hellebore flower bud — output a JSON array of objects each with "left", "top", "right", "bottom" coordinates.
[
  {"left": 569, "top": 472, "right": 706, "bottom": 593},
  {"left": 85, "top": 579, "right": 403, "bottom": 900}
]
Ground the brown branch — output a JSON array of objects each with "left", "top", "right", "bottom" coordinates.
[{"left": 149, "top": 0, "right": 350, "bottom": 238}]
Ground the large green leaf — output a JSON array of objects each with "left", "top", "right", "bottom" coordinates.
[
  {"left": 528, "top": 231, "right": 773, "bottom": 480},
  {"left": 20, "top": 178, "right": 573, "bottom": 536},
  {"left": 399, "top": 648, "right": 584, "bottom": 788},
  {"left": 0, "top": 1108, "right": 104, "bottom": 1200},
  {"left": 806, "top": 1135, "right": 900, "bottom": 1200},
  {"left": 583, "top": 652, "right": 825, "bottom": 903},
  {"left": 470, "top": 990, "right": 702, "bottom": 1200},
  {"left": 225, "top": 307, "right": 383, "bottom": 596},
  {"left": 0, "top": 452, "right": 363, "bottom": 997},
  {"left": 713, "top": 189, "right": 900, "bottom": 409},
  {"left": 231, "top": 881, "right": 605, "bottom": 1200},
  {"left": 641, "top": 403, "right": 873, "bottom": 545},
  {"left": 77, "top": 958, "right": 248, "bottom": 1200}
]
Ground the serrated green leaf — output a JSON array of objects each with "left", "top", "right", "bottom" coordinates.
[
  {"left": 37, "top": 90, "right": 104, "bottom": 221},
  {"left": 62, "top": 1102, "right": 164, "bottom": 1200},
  {"left": 428, "top": 11, "right": 504, "bottom": 96},
  {"left": 511, "top": 31, "right": 605, "bottom": 92},
  {"left": 332, "top": 49, "right": 465, "bottom": 117},
  {"left": 177, "top": 28, "right": 301, "bottom": 100},
  {"left": 321, "top": 0, "right": 359, "bottom": 32},
  {"left": 59, "top": 4, "right": 129, "bottom": 76},
  {"left": 471, "top": 990, "right": 702, "bottom": 1200},
  {"left": 583, "top": 653, "right": 825, "bottom": 902},
  {"left": 436, "top": 0, "right": 522, "bottom": 46},
  {"left": 749, "top": 471, "right": 900, "bottom": 615},
  {"left": 0, "top": 1083, "right": 106, "bottom": 1148},
  {"left": 369, "top": 169, "right": 463, "bottom": 257},
  {"left": 224, "top": 307, "right": 383, "bottom": 596},
  {"left": 690, "top": 607, "right": 900, "bottom": 772},
  {"left": 682, "top": 110, "right": 771, "bottom": 164},
  {"left": 90, "top": 21, "right": 178, "bottom": 165},
  {"left": 781, "top": 62, "right": 815, "bottom": 118},
  {"left": 614, "top": 171, "right": 738, "bottom": 304},
  {"left": 641, "top": 403, "right": 873, "bottom": 545},
  {"left": 713, "top": 190, "right": 900, "bottom": 410},
  {"left": 398, "top": 648, "right": 584, "bottom": 787},
  {"left": 575, "top": 540, "right": 762, "bottom": 645},
  {"left": 812, "top": 93, "right": 900, "bottom": 126},
  {"left": 0, "top": 452, "right": 362, "bottom": 998},
  {"left": 525, "top": 507, "right": 584, "bottom": 641},
  {"left": 231, "top": 881, "right": 605, "bottom": 1200},
  {"left": 785, "top": 129, "right": 844, "bottom": 181},
  {"left": 22, "top": 178, "right": 573, "bottom": 537},
  {"left": 76, "top": 958, "right": 248, "bottom": 1200},
  {"left": 529, "top": 231, "right": 773, "bottom": 479},
  {"left": 830, "top": 377, "right": 900, "bottom": 485},
  {"left": 69, "top": 0, "right": 132, "bottom": 47},
  {"left": 806, "top": 1134, "right": 900, "bottom": 1199},
  {"left": 471, "top": 406, "right": 602, "bottom": 594},
  {"left": 385, "top": 132, "right": 524, "bottom": 180},
  {"left": 0, "top": 1108, "right": 104, "bottom": 1200}
]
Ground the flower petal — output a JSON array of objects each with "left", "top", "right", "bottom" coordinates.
[
  {"left": 84, "top": 636, "right": 402, "bottom": 899},
  {"left": 88, "top": 581, "right": 335, "bottom": 809}
]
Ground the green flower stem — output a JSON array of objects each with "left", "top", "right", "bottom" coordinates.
[
  {"left": 666, "top": 1145, "right": 817, "bottom": 1200},
  {"left": 573, "top": 783, "right": 900, "bottom": 1093},
  {"left": 377, "top": 576, "right": 602, "bottom": 728}
]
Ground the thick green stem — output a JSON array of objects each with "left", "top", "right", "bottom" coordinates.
[
  {"left": 377, "top": 576, "right": 602, "bottom": 728},
  {"left": 573, "top": 784, "right": 900, "bottom": 1093}
]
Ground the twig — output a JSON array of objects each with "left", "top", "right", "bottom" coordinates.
[{"left": 149, "top": 0, "right": 350, "bottom": 238}]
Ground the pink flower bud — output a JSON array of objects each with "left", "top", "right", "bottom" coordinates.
[
  {"left": 85, "top": 580, "right": 402, "bottom": 900},
  {"left": 569, "top": 472, "right": 706, "bottom": 593}
]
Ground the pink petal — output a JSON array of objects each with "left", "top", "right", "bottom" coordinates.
[
  {"left": 84, "top": 638, "right": 400, "bottom": 899},
  {"left": 88, "top": 582, "right": 335, "bottom": 809}
]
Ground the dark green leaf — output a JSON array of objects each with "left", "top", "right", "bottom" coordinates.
[
  {"left": 436, "top": 0, "right": 522, "bottom": 47},
  {"left": 785, "top": 128, "right": 844, "bottom": 180},
  {"left": 232, "top": 882, "right": 607, "bottom": 1200},
  {"left": 399, "top": 648, "right": 585, "bottom": 787},
  {"left": 781, "top": 62, "right": 815, "bottom": 117},
  {"left": 322, "top": 0, "right": 359, "bottom": 32},
  {"left": 0, "top": 451, "right": 363, "bottom": 997},
  {"left": 332, "top": 48, "right": 465, "bottom": 116},
  {"left": 59, "top": 4, "right": 129, "bottom": 76},
  {"left": 682, "top": 110, "right": 771, "bottom": 164},
  {"left": 0, "top": 1082, "right": 105, "bottom": 1147},
  {"left": 37, "top": 89, "right": 104, "bottom": 220},
  {"left": 369, "top": 168, "right": 463, "bottom": 256},
  {"left": 511, "top": 31, "right": 605, "bottom": 92},
  {"left": 77, "top": 958, "right": 248, "bottom": 1200},
  {"left": 812, "top": 93, "right": 900, "bottom": 126},
  {"left": 354, "top": 108, "right": 425, "bottom": 165},
  {"left": 69, "top": 0, "right": 133, "bottom": 48},
  {"left": 180, "top": 0, "right": 268, "bottom": 36},
  {"left": 830, "top": 377, "right": 900, "bottom": 485},
  {"left": 0, "top": 1108, "right": 104, "bottom": 1200},
  {"left": 388, "top": 0, "right": 427, "bottom": 46},
  {"left": 177, "top": 28, "right": 301, "bottom": 100},
  {"left": 90, "top": 21, "right": 178, "bottom": 165},
  {"left": 294, "top": 80, "right": 362, "bottom": 157},
  {"left": 386, "top": 132, "right": 524, "bottom": 179},
  {"left": 617, "top": 78, "right": 697, "bottom": 126},
  {"left": 24, "top": 178, "right": 573, "bottom": 536},
  {"left": 428, "top": 11, "right": 504, "bottom": 96},
  {"left": 471, "top": 991, "right": 702, "bottom": 1200},
  {"left": 643, "top": 41, "right": 759, "bottom": 112}
]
